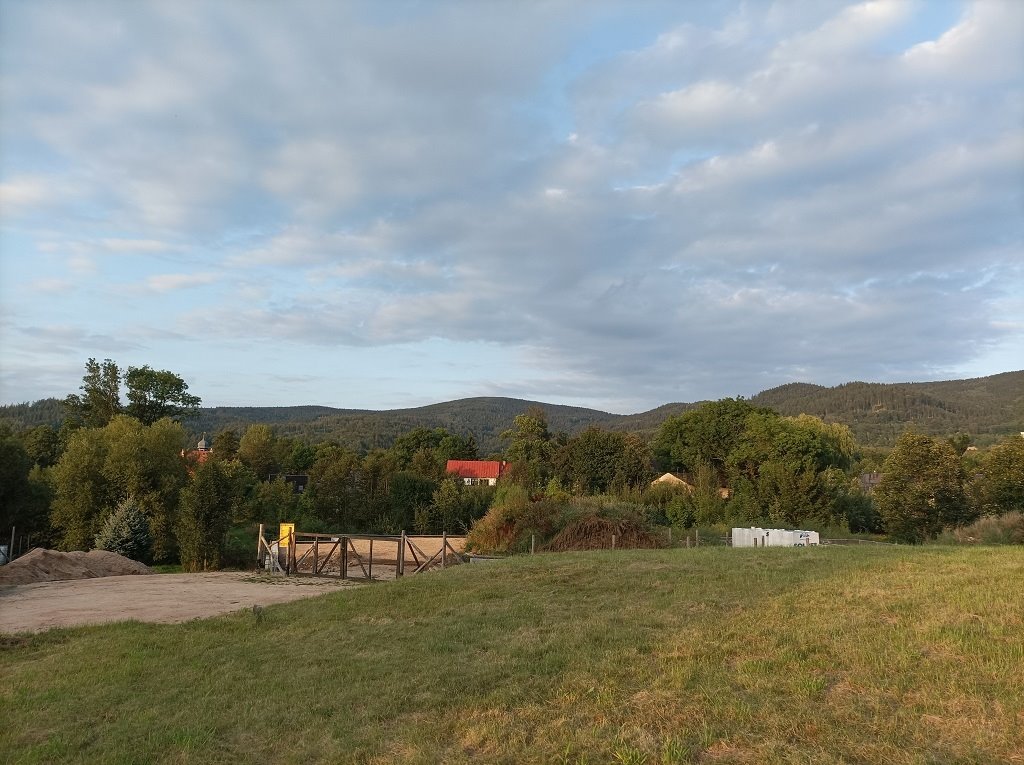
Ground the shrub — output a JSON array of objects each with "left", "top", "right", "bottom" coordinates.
[
  {"left": 466, "top": 494, "right": 665, "bottom": 554},
  {"left": 94, "top": 495, "right": 152, "bottom": 562},
  {"left": 221, "top": 524, "right": 259, "bottom": 569},
  {"left": 936, "top": 512, "right": 1024, "bottom": 545}
]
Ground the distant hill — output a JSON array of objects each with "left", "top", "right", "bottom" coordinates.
[
  {"left": 748, "top": 371, "right": 1024, "bottom": 447},
  {"left": 2, "top": 371, "right": 1020, "bottom": 452},
  {"left": 189, "top": 398, "right": 630, "bottom": 455}
]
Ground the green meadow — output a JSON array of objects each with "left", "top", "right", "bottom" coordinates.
[{"left": 2, "top": 546, "right": 1022, "bottom": 764}]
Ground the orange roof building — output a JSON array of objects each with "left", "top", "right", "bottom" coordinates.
[{"left": 446, "top": 460, "right": 509, "bottom": 486}]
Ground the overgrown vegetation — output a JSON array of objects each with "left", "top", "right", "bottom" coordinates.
[{"left": 1, "top": 547, "right": 1021, "bottom": 763}]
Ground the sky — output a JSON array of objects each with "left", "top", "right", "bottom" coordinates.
[{"left": 1, "top": 0, "right": 1021, "bottom": 414}]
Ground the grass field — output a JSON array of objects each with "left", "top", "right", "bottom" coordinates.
[{"left": 2, "top": 546, "right": 1023, "bottom": 764}]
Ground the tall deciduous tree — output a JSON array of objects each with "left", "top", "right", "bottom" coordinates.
[
  {"left": 176, "top": 460, "right": 233, "bottom": 571},
  {"left": 50, "top": 415, "right": 188, "bottom": 558},
  {"left": 653, "top": 398, "right": 764, "bottom": 480},
  {"left": 212, "top": 428, "right": 241, "bottom": 462},
  {"left": 876, "top": 432, "right": 969, "bottom": 542},
  {"left": 124, "top": 365, "right": 201, "bottom": 424},
  {"left": 972, "top": 437, "right": 1024, "bottom": 515},
  {"left": 63, "top": 358, "right": 122, "bottom": 427},
  {"left": 22, "top": 424, "right": 62, "bottom": 467},
  {"left": 0, "top": 429, "right": 34, "bottom": 532},
  {"left": 237, "top": 424, "right": 277, "bottom": 481},
  {"left": 501, "top": 407, "right": 554, "bottom": 489},
  {"left": 553, "top": 428, "right": 653, "bottom": 495}
]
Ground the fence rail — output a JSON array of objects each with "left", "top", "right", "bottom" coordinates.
[
  {"left": 256, "top": 525, "right": 467, "bottom": 581},
  {"left": 2, "top": 526, "right": 34, "bottom": 565}
]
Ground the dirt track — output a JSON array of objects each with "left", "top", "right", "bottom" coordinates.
[{"left": 0, "top": 572, "right": 360, "bottom": 633}]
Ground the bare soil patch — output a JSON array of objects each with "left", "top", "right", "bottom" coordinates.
[{"left": 0, "top": 571, "right": 359, "bottom": 633}]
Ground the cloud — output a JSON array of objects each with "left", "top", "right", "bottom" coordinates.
[
  {"left": 100, "top": 238, "right": 176, "bottom": 253},
  {"left": 1, "top": 0, "right": 1021, "bottom": 409},
  {"left": 143, "top": 273, "right": 219, "bottom": 292},
  {"left": 29, "top": 278, "right": 73, "bottom": 294},
  {"left": 0, "top": 176, "right": 54, "bottom": 210}
]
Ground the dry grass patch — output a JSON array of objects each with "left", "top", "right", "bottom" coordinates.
[{"left": 1, "top": 546, "right": 1022, "bottom": 764}]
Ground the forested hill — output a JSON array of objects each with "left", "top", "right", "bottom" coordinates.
[
  {"left": 189, "top": 398, "right": 632, "bottom": 455},
  {"left": 2, "top": 370, "right": 1021, "bottom": 451},
  {"left": 749, "top": 371, "right": 1024, "bottom": 446}
]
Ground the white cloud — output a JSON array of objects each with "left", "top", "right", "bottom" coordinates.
[
  {"left": 100, "top": 238, "right": 175, "bottom": 253},
  {"left": 144, "top": 273, "right": 219, "bottom": 292},
  {"left": 1, "top": 0, "right": 1021, "bottom": 408},
  {"left": 0, "top": 176, "right": 53, "bottom": 209}
]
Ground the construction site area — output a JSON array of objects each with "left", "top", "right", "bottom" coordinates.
[{"left": 0, "top": 526, "right": 471, "bottom": 634}]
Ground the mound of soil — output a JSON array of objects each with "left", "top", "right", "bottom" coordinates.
[
  {"left": 0, "top": 548, "right": 153, "bottom": 585},
  {"left": 546, "top": 515, "right": 663, "bottom": 552}
]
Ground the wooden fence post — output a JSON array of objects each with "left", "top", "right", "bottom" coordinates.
[
  {"left": 668, "top": 527, "right": 672, "bottom": 546},
  {"left": 341, "top": 537, "right": 348, "bottom": 580},
  {"left": 686, "top": 535, "right": 690, "bottom": 549},
  {"left": 257, "top": 523, "right": 264, "bottom": 569},
  {"left": 611, "top": 534, "right": 616, "bottom": 550},
  {"left": 696, "top": 529, "right": 701, "bottom": 547},
  {"left": 442, "top": 532, "right": 448, "bottom": 569},
  {"left": 531, "top": 534, "right": 535, "bottom": 555},
  {"left": 399, "top": 531, "right": 406, "bottom": 577}
]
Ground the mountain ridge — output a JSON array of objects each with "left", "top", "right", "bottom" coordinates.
[{"left": 2, "top": 370, "right": 1021, "bottom": 453}]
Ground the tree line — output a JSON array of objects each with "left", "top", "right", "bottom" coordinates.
[{"left": 2, "top": 360, "right": 1022, "bottom": 569}]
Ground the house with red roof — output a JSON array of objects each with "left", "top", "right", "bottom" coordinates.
[{"left": 446, "top": 460, "right": 509, "bottom": 486}]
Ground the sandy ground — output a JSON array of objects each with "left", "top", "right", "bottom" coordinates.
[{"left": 0, "top": 572, "right": 360, "bottom": 634}]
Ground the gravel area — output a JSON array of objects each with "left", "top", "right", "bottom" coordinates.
[{"left": 0, "top": 571, "right": 359, "bottom": 633}]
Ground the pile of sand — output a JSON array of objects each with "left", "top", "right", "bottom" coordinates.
[{"left": 0, "top": 548, "right": 153, "bottom": 585}]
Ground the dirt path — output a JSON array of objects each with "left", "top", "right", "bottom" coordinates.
[{"left": 0, "top": 572, "right": 360, "bottom": 633}]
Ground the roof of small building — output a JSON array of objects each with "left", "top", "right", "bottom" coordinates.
[{"left": 446, "top": 460, "right": 508, "bottom": 480}]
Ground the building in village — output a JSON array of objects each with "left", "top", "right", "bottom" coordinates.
[{"left": 445, "top": 460, "right": 509, "bottom": 486}]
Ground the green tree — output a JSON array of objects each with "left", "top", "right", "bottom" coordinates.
[
  {"left": 247, "top": 477, "right": 299, "bottom": 525},
  {"left": 306, "top": 446, "right": 364, "bottom": 529},
  {"left": 124, "top": 365, "right": 201, "bottom": 424},
  {"left": 94, "top": 495, "right": 151, "bottom": 561},
  {"left": 237, "top": 424, "right": 277, "bottom": 481},
  {"left": 63, "top": 358, "right": 122, "bottom": 427},
  {"left": 613, "top": 433, "right": 654, "bottom": 493},
  {"left": 176, "top": 460, "right": 233, "bottom": 571},
  {"left": 388, "top": 471, "right": 436, "bottom": 531},
  {"left": 553, "top": 428, "right": 652, "bottom": 495},
  {"left": 50, "top": 427, "right": 112, "bottom": 550},
  {"left": 285, "top": 442, "right": 316, "bottom": 473},
  {"left": 876, "top": 432, "right": 969, "bottom": 543},
  {"left": 501, "top": 407, "right": 554, "bottom": 489},
  {"left": 211, "top": 428, "right": 240, "bottom": 462},
  {"left": 0, "top": 429, "right": 35, "bottom": 532},
  {"left": 689, "top": 460, "right": 728, "bottom": 526},
  {"left": 972, "top": 437, "right": 1024, "bottom": 515},
  {"left": 653, "top": 398, "right": 764, "bottom": 480},
  {"left": 22, "top": 424, "right": 62, "bottom": 467},
  {"left": 431, "top": 476, "right": 463, "bottom": 533},
  {"left": 50, "top": 416, "right": 188, "bottom": 558}
]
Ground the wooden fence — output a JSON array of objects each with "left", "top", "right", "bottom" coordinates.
[{"left": 256, "top": 525, "right": 467, "bottom": 581}]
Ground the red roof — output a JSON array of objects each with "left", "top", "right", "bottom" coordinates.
[{"left": 446, "top": 460, "right": 508, "bottom": 480}]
